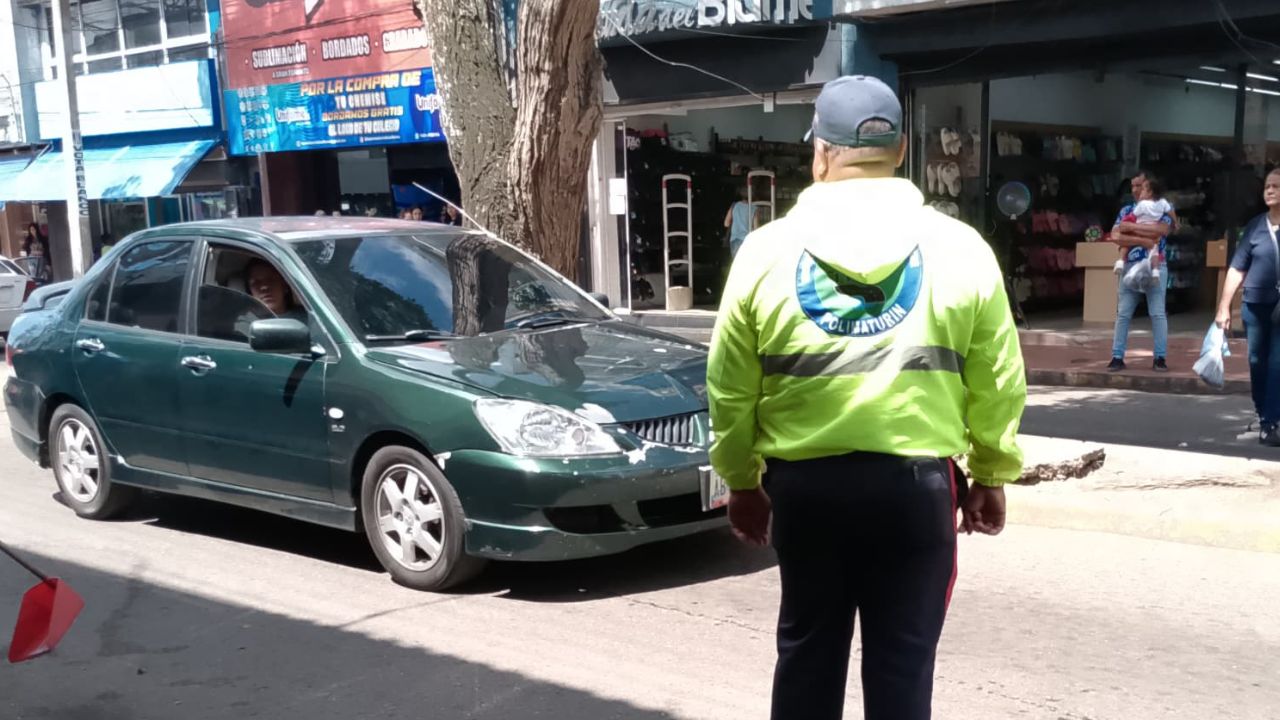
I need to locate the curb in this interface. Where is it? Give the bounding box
[1010,491,1280,555]
[1027,368,1250,395]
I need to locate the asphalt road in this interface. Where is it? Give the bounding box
[2,393,1279,719]
[1024,386,1263,458]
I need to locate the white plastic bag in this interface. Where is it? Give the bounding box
[1193,324,1231,389]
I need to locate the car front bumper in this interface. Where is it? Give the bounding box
[443,447,728,562]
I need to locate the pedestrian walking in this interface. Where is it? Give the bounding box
[1215,168,1280,445]
[706,75,1027,720]
[1108,172,1176,372]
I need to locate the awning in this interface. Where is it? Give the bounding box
[0,156,34,202]
[0,140,216,202]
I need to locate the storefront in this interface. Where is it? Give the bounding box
[863,0,1280,322]
[0,59,237,279]
[219,0,449,219]
[590,1,882,311]
[0,0,238,279]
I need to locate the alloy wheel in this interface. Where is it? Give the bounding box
[56,419,101,503]
[375,464,447,572]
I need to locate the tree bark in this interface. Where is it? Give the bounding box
[416,0,602,281]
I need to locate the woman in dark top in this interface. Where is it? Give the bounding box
[1217,168,1280,445]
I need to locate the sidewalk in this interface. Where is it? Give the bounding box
[1011,435,1280,554]
[1021,326,1250,395]
[629,309,1251,395]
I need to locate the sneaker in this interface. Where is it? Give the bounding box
[1107,357,1125,372]
[1263,426,1280,447]
[1153,357,1168,372]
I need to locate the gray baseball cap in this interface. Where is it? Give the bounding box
[804,75,903,148]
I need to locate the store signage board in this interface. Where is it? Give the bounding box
[225,67,444,155]
[33,60,215,140]
[598,0,831,39]
[221,0,431,90]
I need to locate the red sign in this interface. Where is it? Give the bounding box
[221,0,432,90]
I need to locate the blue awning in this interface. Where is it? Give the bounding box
[0,156,35,202]
[0,140,216,202]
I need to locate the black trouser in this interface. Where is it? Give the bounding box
[766,452,964,720]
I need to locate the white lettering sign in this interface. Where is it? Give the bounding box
[598,0,814,39]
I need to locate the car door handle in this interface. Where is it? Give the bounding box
[76,338,105,354]
[181,355,217,373]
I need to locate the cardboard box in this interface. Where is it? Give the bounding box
[1207,238,1228,268]
[1078,243,1119,325]
[1076,241,1121,268]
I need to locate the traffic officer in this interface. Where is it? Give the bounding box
[707,75,1026,720]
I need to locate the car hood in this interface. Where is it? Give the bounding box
[365,320,709,423]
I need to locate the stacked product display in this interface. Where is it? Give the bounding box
[922,125,981,222]
[991,123,1124,311]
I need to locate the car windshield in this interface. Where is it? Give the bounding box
[292,232,609,342]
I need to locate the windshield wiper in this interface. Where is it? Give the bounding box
[513,313,599,331]
[365,329,458,343]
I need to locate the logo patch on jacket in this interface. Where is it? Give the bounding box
[796,247,924,336]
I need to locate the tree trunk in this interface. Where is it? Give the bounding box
[417,0,602,281]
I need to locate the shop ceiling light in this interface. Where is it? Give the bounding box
[1184,78,1280,97]
[1247,72,1279,83]
[1199,65,1228,72]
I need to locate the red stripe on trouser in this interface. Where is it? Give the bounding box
[944,460,959,614]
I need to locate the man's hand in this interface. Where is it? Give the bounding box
[959,484,1006,536]
[1215,307,1232,330]
[728,486,771,547]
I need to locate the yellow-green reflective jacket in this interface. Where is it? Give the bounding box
[707,177,1026,490]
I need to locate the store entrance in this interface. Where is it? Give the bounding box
[617,99,815,311]
[911,65,1279,325]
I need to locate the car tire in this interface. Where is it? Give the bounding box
[49,404,137,520]
[360,446,486,592]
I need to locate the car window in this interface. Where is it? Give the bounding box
[0,258,22,275]
[85,263,116,322]
[195,245,308,344]
[107,241,192,333]
[292,233,608,342]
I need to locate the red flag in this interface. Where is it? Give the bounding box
[9,578,85,663]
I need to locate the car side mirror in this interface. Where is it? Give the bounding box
[589,292,610,309]
[249,318,315,356]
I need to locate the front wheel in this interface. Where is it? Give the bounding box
[49,404,137,519]
[360,446,486,591]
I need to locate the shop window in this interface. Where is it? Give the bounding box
[85,57,123,74]
[105,200,147,240]
[80,0,121,56]
[163,0,206,39]
[107,240,191,333]
[119,0,160,49]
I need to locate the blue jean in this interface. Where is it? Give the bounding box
[1241,302,1280,427]
[1111,280,1168,359]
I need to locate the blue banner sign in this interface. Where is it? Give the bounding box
[225,67,444,155]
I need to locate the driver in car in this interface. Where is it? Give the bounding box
[246,259,308,323]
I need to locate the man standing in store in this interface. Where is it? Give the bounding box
[707,75,1026,720]
[1108,171,1175,373]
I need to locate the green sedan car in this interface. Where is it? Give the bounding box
[3,218,727,591]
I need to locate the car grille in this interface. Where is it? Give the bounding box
[624,412,699,446]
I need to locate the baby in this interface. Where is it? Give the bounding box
[1114,184,1175,280]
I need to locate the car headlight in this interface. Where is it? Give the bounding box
[473,399,622,457]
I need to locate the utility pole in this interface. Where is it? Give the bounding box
[49,0,92,278]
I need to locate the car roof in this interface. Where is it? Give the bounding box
[141,217,477,244]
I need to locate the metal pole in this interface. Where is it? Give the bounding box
[50,0,91,278]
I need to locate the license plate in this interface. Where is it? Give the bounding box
[699,466,730,512]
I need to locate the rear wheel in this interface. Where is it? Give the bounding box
[49,404,137,519]
[360,446,486,591]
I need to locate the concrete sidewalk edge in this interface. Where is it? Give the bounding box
[1027,369,1250,395]
[1008,493,1280,555]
